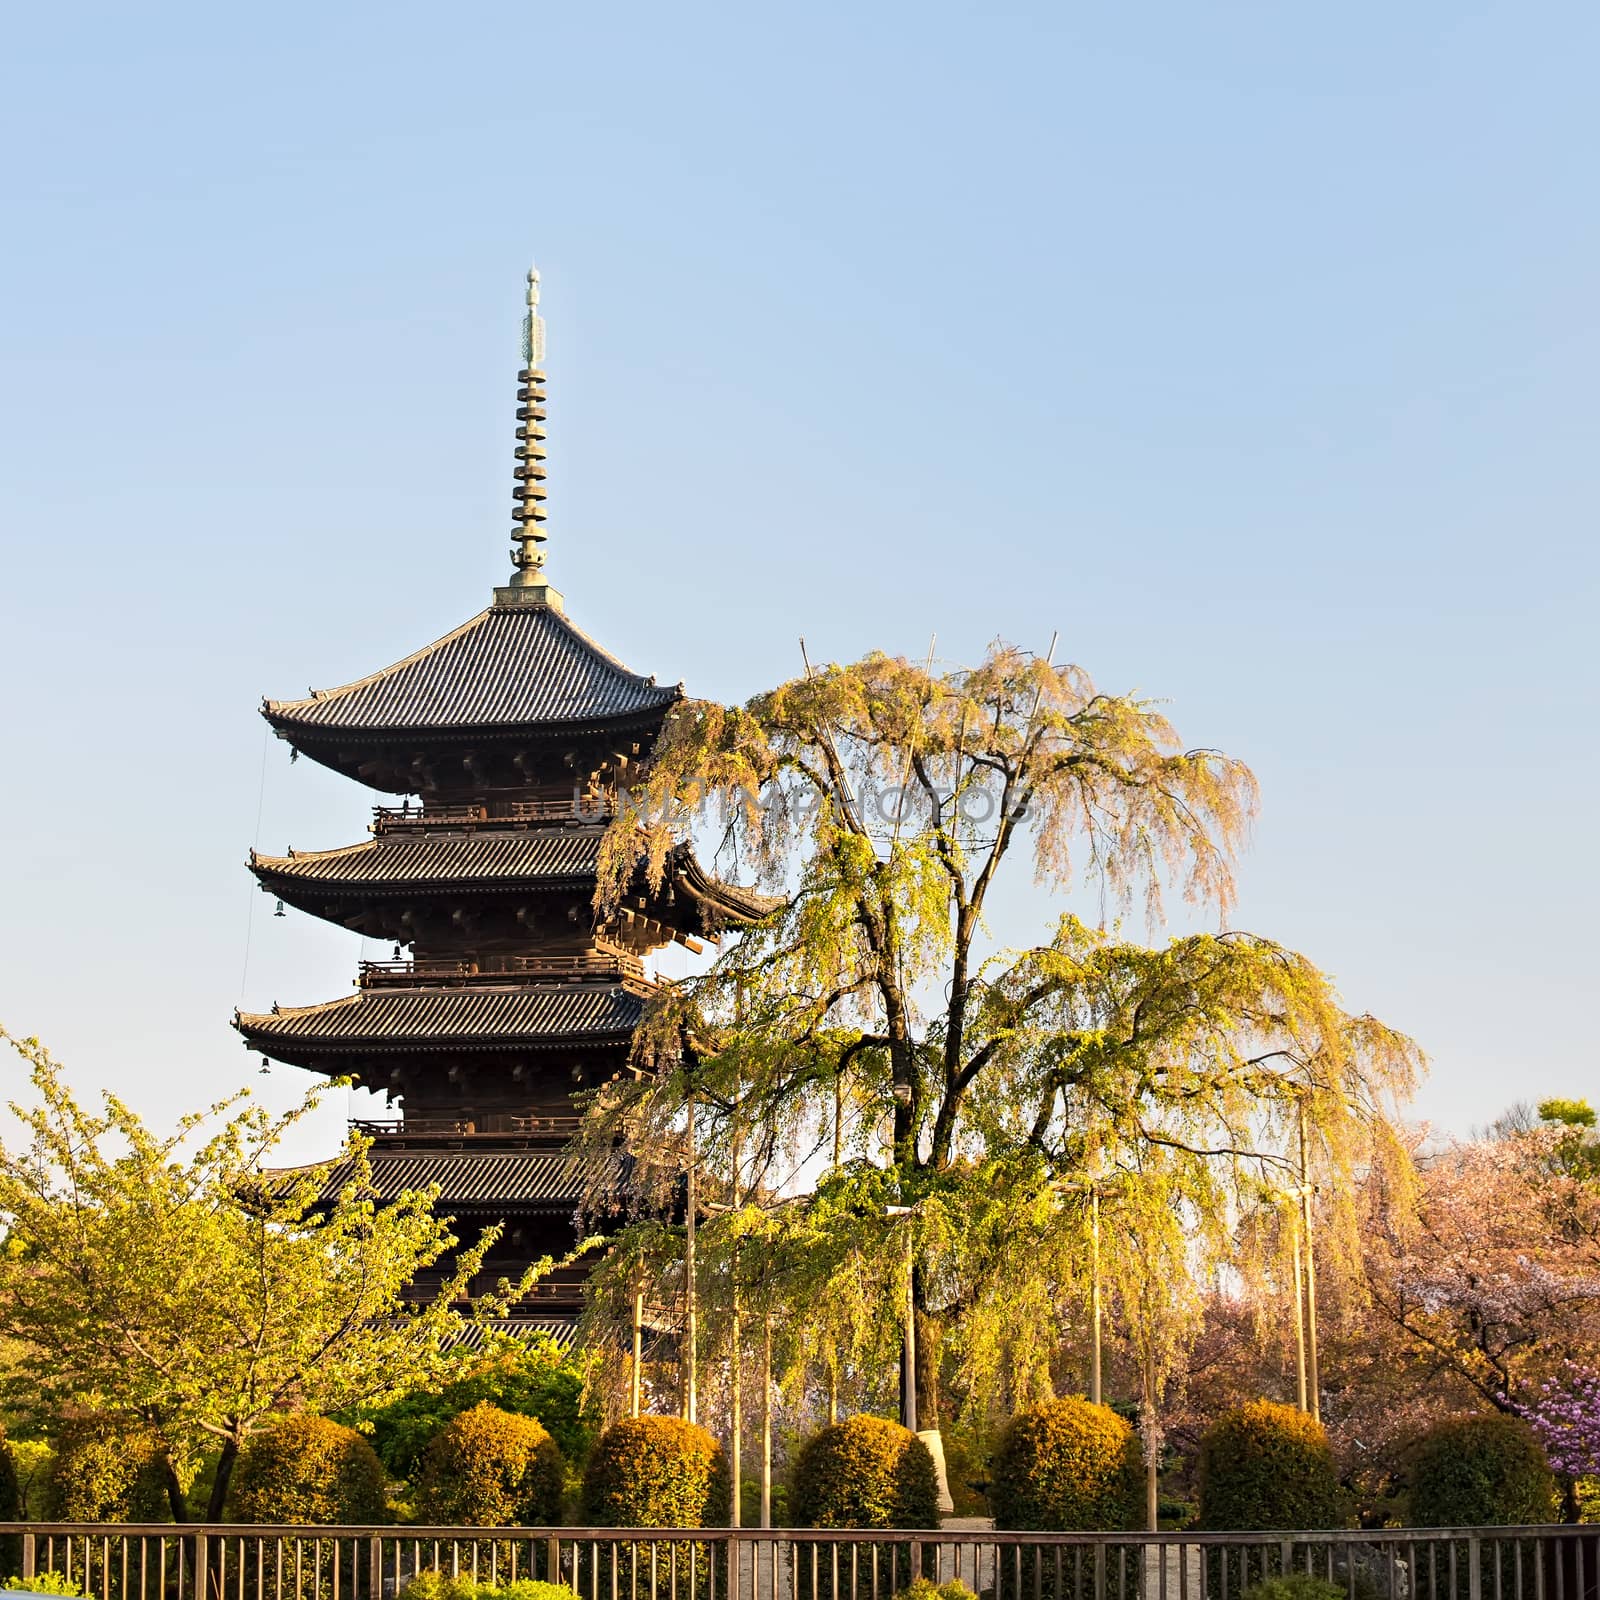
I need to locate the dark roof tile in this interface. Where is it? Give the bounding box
[236,984,646,1051]
[263,605,680,734]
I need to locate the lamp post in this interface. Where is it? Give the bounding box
[885,1204,916,1432]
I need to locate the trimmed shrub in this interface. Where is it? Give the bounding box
[398,1579,578,1600]
[1407,1415,1557,1528]
[1240,1580,1345,1600]
[356,1339,597,1481]
[896,1583,977,1600]
[50,1416,170,1522]
[581,1416,729,1527]
[230,1415,387,1524]
[1197,1402,1348,1531]
[4,1576,86,1595]
[790,1415,939,1529]
[416,1402,565,1526]
[990,1397,1142,1531]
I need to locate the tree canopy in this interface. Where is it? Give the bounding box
[579,645,1420,1429]
[0,1030,558,1519]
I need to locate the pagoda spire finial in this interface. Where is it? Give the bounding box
[500,262,564,611]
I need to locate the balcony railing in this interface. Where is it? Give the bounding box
[371,794,614,831]
[358,949,645,986]
[352,1112,584,1138]
[7,1523,1597,1600]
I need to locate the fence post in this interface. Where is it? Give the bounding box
[1469,1537,1483,1600]
[370,1536,383,1600]
[547,1538,560,1587]
[194,1532,209,1600]
[21,1534,35,1583]
[727,1534,739,1600]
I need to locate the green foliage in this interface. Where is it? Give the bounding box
[7,1441,54,1519]
[580,1416,729,1528]
[0,1433,16,1521]
[896,1582,977,1600]
[4,1575,85,1595]
[738,1478,789,1529]
[397,1577,577,1600]
[574,647,1417,1437]
[229,1413,387,1524]
[352,1339,595,1480]
[790,1415,939,1529]
[1407,1415,1557,1528]
[0,1032,558,1519]
[1538,1100,1596,1130]
[50,1415,170,1522]
[990,1396,1142,1531]
[1239,1578,1346,1600]
[414,1402,564,1526]
[1196,1402,1348,1531]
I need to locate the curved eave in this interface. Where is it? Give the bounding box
[248,854,597,900]
[259,604,684,742]
[672,848,786,929]
[262,698,680,746]
[235,984,646,1073]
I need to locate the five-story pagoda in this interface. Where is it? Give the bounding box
[237,269,772,1336]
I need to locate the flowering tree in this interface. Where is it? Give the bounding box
[1516,1363,1600,1475]
[1365,1127,1600,1414]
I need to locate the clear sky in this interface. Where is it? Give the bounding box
[1,1,1595,1162]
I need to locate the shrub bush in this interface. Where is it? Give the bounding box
[355,1339,597,1481]
[398,1577,577,1600]
[1407,1415,1557,1528]
[1197,1402,1348,1531]
[4,1575,86,1595]
[50,1416,170,1522]
[896,1582,978,1600]
[989,1397,1142,1531]
[1240,1579,1345,1600]
[790,1415,939,1529]
[581,1416,729,1527]
[230,1415,387,1524]
[415,1402,565,1526]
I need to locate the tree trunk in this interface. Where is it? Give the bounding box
[205,1437,238,1524]
[161,1455,189,1523]
[1560,1474,1581,1525]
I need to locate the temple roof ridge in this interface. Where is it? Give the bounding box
[261,602,682,736]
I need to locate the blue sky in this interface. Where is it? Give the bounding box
[1,1,1595,1159]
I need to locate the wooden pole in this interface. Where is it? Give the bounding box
[1299,1101,1322,1424]
[729,1115,743,1527]
[1090,1187,1103,1406]
[631,1292,644,1419]
[685,1092,698,1424]
[761,1313,773,1529]
[903,1225,918,1434]
[1142,1350,1159,1532]
[1290,1206,1308,1412]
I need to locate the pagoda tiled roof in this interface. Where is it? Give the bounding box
[251,829,604,889]
[251,829,786,923]
[263,604,681,737]
[236,983,647,1053]
[317,1148,583,1206]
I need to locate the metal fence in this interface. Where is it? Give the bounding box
[2,1525,1596,1600]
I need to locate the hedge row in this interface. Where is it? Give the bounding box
[2,1399,1562,1531]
